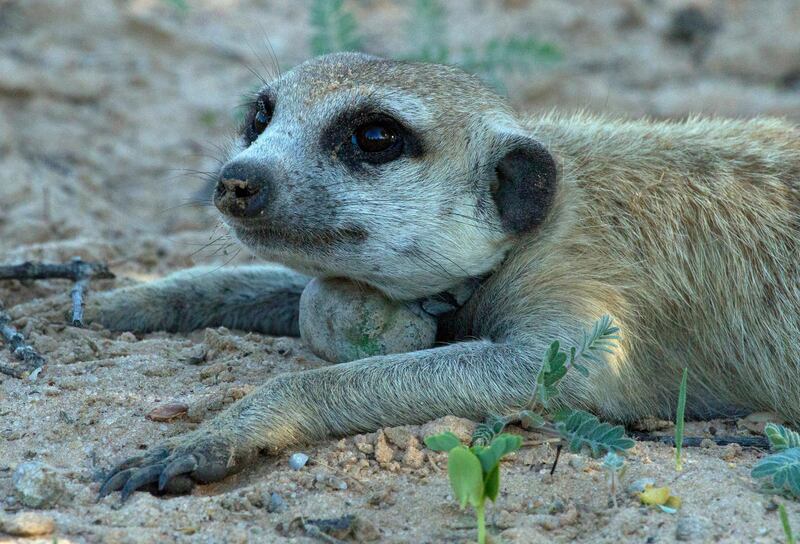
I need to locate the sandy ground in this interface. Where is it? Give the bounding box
[1,0,799,542]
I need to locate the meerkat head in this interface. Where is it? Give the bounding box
[214,52,557,300]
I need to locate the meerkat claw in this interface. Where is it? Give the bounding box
[120,464,166,502]
[158,455,198,491]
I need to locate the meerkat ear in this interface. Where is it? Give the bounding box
[491,135,557,234]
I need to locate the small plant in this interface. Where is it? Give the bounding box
[429,317,634,542]
[602,451,626,508]
[675,367,688,471]
[305,0,559,88]
[425,432,522,544]
[310,0,362,56]
[780,503,796,544]
[471,316,634,460]
[752,422,800,499]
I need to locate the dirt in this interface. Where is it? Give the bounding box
[1,0,799,542]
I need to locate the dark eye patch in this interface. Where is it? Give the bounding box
[320,106,425,169]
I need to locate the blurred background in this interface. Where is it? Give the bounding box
[1,0,798,275]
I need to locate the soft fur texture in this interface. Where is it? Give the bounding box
[94,53,800,499]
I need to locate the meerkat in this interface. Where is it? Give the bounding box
[95,52,800,500]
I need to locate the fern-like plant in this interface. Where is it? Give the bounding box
[471,316,634,463]
[752,423,800,499]
[556,410,635,458]
[310,0,362,55]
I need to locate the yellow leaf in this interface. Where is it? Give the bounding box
[639,485,670,505]
[665,495,682,509]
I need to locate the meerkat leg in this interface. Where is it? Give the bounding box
[86,265,309,335]
[99,329,604,499]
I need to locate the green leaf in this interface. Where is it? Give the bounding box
[519,410,545,429]
[424,431,462,452]
[765,423,800,452]
[675,368,688,471]
[473,433,522,474]
[472,414,508,447]
[577,315,620,365]
[602,451,625,472]
[555,409,636,458]
[536,341,568,407]
[751,447,800,499]
[448,446,485,508]
[484,464,500,502]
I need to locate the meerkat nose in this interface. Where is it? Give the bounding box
[214,161,271,218]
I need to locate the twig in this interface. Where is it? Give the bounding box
[0,305,46,380]
[0,259,114,281]
[550,443,563,475]
[0,258,114,328]
[629,431,769,449]
[70,276,90,327]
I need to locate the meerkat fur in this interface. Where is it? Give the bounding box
[92,53,800,499]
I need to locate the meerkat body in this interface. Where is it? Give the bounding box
[94,53,800,499]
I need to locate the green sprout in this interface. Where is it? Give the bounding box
[675,367,688,471]
[752,423,800,499]
[425,432,522,544]
[602,451,627,508]
[780,503,796,544]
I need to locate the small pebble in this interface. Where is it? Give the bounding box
[12,462,66,508]
[675,514,712,541]
[289,452,309,470]
[0,512,56,536]
[146,402,189,422]
[267,492,287,513]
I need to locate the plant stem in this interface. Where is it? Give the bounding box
[780,504,796,544]
[675,367,688,471]
[476,502,486,544]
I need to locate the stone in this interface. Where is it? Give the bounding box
[401,437,425,468]
[373,431,395,465]
[288,453,309,470]
[384,426,416,449]
[12,462,66,508]
[299,278,437,363]
[146,402,188,422]
[420,416,476,444]
[675,514,712,541]
[0,512,56,536]
[267,492,287,513]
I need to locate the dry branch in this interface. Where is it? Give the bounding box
[629,431,769,449]
[0,258,116,379]
[0,259,114,282]
[0,257,114,327]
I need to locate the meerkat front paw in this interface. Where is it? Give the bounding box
[98,432,255,501]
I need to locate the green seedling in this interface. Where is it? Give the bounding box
[752,423,800,499]
[675,367,688,471]
[780,503,796,544]
[425,432,522,544]
[602,451,627,508]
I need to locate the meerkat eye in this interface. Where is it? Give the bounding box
[352,123,398,153]
[252,106,271,136]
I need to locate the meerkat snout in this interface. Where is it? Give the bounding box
[214,161,272,218]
